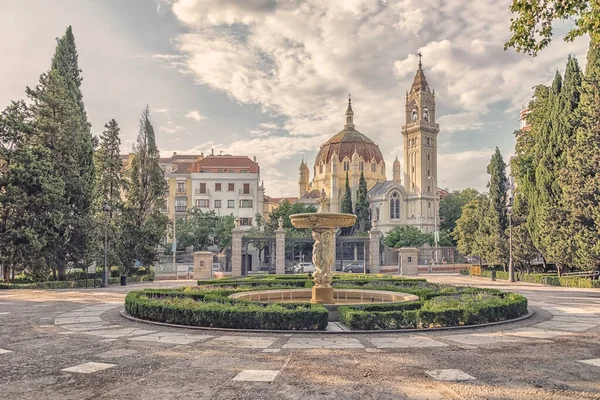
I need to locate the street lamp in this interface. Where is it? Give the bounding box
[102,202,111,288]
[506,196,515,282]
[428,176,438,265]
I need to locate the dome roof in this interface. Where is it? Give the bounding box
[315,98,384,166]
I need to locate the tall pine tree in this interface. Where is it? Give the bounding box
[355,171,371,232]
[117,106,168,274]
[562,39,600,271]
[477,148,509,268]
[95,119,124,214]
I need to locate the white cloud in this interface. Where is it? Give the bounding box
[185,110,206,122]
[162,0,590,195]
[259,122,279,130]
[155,108,169,113]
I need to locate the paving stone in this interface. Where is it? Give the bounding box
[365,348,382,353]
[262,348,281,353]
[129,332,212,344]
[504,327,571,339]
[0,312,11,315]
[232,370,280,382]
[59,323,122,332]
[83,328,155,339]
[206,336,277,349]
[283,338,363,349]
[0,349,13,355]
[425,369,476,381]
[100,339,118,343]
[97,349,139,358]
[369,336,448,349]
[578,358,600,367]
[440,332,524,346]
[55,317,103,324]
[533,320,597,332]
[61,362,116,374]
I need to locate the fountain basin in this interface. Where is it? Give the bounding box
[230,289,419,321]
[289,212,356,229]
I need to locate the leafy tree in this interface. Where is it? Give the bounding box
[452,194,487,258]
[383,225,429,248]
[265,200,316,237]
[439,188,479,236]
[509,189,540,273]
[562,39,600,271]
[505,0,600,55]
[0,102,64,281]
[117,107,168,275]
[175,209,235,251]
[477,148,509,268]
[26,69,83,280]
[354,171,371,232]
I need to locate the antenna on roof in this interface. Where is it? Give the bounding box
[211,149,214,156]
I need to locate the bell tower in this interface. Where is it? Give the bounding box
[401,53,439,231]
[298,159,309,197]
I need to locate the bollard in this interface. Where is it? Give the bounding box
[491,270,496,281]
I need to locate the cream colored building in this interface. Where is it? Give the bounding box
[298,58,440,234]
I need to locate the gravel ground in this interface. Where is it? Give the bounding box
[1,276,599,400]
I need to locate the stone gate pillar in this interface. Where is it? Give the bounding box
[369,219,381,274]
[231,218,244,277]
[275,217,285,275]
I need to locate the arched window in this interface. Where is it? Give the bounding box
[343,161,350,171]
[359,162,364,172]
[390,192,400,220]
[371,161,376,172]
[411,106,418,122]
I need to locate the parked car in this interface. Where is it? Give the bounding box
[293,262,315,273]
[342,261,367,273]
[212,263,221,271]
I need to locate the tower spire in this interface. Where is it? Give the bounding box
[344,93,355,128]
[417,51,422,69]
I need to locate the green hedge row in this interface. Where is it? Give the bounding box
[125,288,328,330]
[338,292,528,330]
[0,274,154,290]
[466,269,600,288]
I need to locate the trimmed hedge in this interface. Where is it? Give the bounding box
[0,274,154,290]
[338,292,528,330]
[466,269,600,288]
[125,288,328,330]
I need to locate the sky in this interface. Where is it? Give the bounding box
[0,0,591,197]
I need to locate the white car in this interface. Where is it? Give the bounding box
[294,262,315,273]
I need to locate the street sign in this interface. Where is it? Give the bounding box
[434,231,439,242]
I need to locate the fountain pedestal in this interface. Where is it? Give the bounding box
[290,211,356,305]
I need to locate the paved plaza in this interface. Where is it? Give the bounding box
[1,275,600,399]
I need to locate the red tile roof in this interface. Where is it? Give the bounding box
[194,156,259,173]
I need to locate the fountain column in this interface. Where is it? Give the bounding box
[369,219,381,274]
[275,217,286,275]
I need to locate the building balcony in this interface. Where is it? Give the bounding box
[174,206,187,213]
[175,190,187,196]
[195,188,211,195]
[239,189,254,196]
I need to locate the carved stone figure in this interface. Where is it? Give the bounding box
[311,228,334,287]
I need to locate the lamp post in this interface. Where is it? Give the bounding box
[428,176,438,265]
[102,202,111,288]
[506,197,515,282]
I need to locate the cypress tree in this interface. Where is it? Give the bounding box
[355,171,371,232]
[117,106,168,274]
[339,171,354,235]
[477,148,509,268]
[95,119,124,214]
[562,40,600,270]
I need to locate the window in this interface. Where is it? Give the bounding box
[239,217,252,226]
[240,199,253,208]
[215,183,221,191]
[390,192,400,219]
[427,154,430,161]
[217,169,224,173]
[371,162,376,172]
[175,199,187,212]
[227,200,235,208]
[319,164,323,174]
[343,161,350,171]
[195,199,209,208]
[428,202,431,209]
[376,207,380,221]
[176,181,185,193]
[199,183,206,193]
[243,183,250,194]
[228,183,235,191]
[241,170,248,173]
[229,170,234,173]
[359,162,364,171]
[214,200,221,208]
[427,185,430,192]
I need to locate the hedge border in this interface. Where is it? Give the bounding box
[0,275,154,290]
[462,269,600,288]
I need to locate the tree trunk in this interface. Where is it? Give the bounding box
[3,264,9,282]
[541,255,548,272]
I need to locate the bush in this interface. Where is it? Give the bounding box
[339,291,527,330]
[125,288,328,330]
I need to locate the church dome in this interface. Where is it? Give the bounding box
[315,98,384,166]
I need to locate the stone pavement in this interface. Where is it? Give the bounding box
[1,276,600,399]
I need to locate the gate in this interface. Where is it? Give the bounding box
[242,236,276,274]
[336,236,370,272]
[285,237,314,273]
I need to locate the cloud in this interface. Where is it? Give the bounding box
[163,0,590,195]
[259,122,279,130]
[154,108,169,113]
[185,110,206,122]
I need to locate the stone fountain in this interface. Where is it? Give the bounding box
[289,190,356,304]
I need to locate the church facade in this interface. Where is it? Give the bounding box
[297,59,440,234]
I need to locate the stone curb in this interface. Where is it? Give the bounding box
[119,307,535,335]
